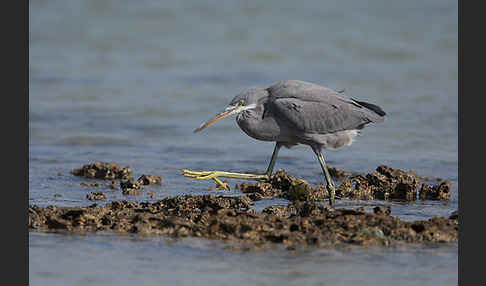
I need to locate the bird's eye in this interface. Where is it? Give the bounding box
[239,100,245,106]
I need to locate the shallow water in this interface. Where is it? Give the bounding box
[29,0,458,285]
[30,232,458,286]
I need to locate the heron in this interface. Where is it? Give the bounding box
[183,80,386,206]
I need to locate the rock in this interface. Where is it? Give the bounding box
[419,181,451,201]
[337,176,374,200]
[338,165,421,201]
[235,169,328,202]
[120,178,143,196]
[86,191,107,201]
[286,179,312,201]
[449,210,459,220]
[327,166,355,180]
[236,181,281,198]
[234,166,444,203]
[80,182,100,187]
[137,174,162,185]
[71,162,132,181]
[373,206,391,215]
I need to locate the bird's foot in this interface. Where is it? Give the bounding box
[182,169,269,190]
[182,170,231,190]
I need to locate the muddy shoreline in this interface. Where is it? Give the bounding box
[29,162,458,251]
[29,194,458,251]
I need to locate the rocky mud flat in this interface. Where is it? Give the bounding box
[29,161,457,251]
[237,165,451,202]
[29,194,458,251]
[70,162,163,199]
[70,161,449,203]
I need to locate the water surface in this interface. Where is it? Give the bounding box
[29,0,458,285]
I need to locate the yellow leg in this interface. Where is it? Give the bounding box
[182,169,269,189]
[182,143,282,190]
[212,177,229,190]
[182,169,269,180]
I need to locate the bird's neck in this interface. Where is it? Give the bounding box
[236,105,279,142]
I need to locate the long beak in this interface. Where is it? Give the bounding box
[194,105,240,133]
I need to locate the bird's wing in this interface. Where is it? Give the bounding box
[267,80,381,134]
[267,80,362,105]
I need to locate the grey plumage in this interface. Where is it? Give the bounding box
[233,80,385,149]
[188,79,386,206]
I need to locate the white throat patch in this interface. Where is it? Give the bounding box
[232,103,257,114]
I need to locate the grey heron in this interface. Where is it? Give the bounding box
[183,80,386,206]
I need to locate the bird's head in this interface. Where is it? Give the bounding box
[193,87,266,133]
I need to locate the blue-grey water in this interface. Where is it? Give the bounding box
[29,0,458,285]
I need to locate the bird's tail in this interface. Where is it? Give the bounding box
[352,99,386,123]
[354,99,386,115]
[354,100,386,116]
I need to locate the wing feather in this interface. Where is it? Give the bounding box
[267,80,382,134]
